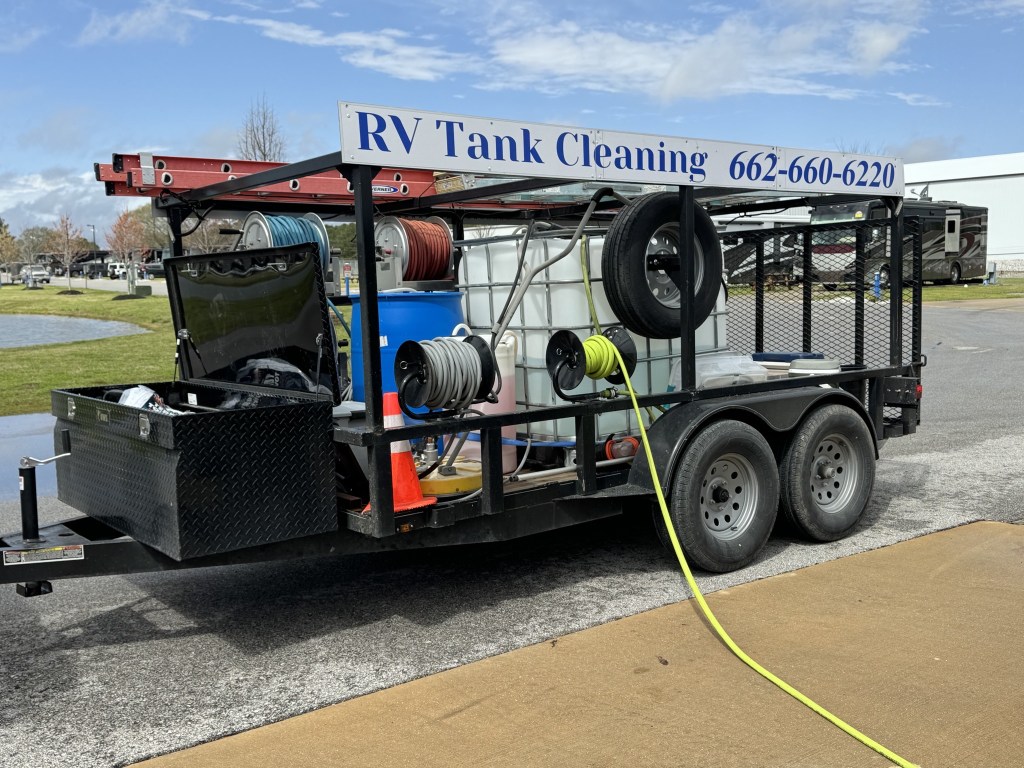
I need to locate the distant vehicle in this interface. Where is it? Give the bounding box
[20,265,50,284]
[141,260,165,278]
[108,262,128,279]
[805,199,987,289]
[722,234,800,286]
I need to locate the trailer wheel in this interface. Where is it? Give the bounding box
[602,193,722,339]
[779,405,875,542]
[668,420,778,573]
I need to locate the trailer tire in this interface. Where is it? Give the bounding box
[668,420,778,573]
[779,405,875,542]
[602,193,722,339]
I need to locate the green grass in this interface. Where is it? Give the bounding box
[1,285,175,416]
[919,277,1024,302]
[0,284,351,417]
[728,277,1024,302]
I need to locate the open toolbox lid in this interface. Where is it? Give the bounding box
[165,243,341,405]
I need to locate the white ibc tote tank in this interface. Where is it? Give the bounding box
[460,226,728,442]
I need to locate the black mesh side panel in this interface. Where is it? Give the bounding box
[52,385,336,561]
[727,216,920,374]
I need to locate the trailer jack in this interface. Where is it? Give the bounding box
[11,450,69,597]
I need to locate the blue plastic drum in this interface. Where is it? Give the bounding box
[349,292,466,401]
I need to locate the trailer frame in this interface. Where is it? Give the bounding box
[3,123,924,592]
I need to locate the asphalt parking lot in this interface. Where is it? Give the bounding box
[1,300,1022,767]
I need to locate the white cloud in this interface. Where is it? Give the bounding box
[0,170,112,236]
[180,1,922,100]
[0,25,45,53]
[889,91,949,107]
[955,0,1024,13]
[79,1,192,45]
[886,136,964,163]
[185,12,479,81]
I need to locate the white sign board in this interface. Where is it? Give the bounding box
[339,102,903,196]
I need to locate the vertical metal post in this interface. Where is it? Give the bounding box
[452,216,466,280]
[888,199,904,367]
[480,427,504,515]
[911,217,923,365]
[754,237,765,353]
[167,206,186,259]
[678,186,696,390]
[854,227,866,368]
[802,227,813,353]
[19,465,40,543]
[345,163,394,537]
[575,413,598,495]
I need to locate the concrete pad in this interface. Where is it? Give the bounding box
[135,522,1024,768]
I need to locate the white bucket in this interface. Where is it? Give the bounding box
[459,330,518,472]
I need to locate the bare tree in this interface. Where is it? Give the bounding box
[237,94,286,162]
[183,216,236,254]
[107,208,147,293]
[49,213,86,290]
[833,139,891,156]
[125,204,172,252]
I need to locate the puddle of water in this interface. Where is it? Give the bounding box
[0,314,147,348]
[0,413,57,501]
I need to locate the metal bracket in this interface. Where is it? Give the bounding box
[19,453,70,469]
[139,151,156,186]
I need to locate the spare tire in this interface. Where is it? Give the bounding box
[602,192,723,339]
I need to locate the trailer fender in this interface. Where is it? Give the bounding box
[627,387,877,495]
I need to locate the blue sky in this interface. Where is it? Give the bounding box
[1,0,1022,245]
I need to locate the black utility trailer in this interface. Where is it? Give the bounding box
[3,106,923,595]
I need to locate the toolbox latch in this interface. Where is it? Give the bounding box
[139,413,151,439]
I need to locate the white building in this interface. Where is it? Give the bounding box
[905,153,1024,273]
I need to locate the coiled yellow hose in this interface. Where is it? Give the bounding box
[596,337,919,768]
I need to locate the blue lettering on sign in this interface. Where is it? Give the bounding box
[436,119,465,158]
[556,132,579,166]
[357,112,389,152]
[390,114,421,152]
[356,111,421,153]
[521,129,542,163]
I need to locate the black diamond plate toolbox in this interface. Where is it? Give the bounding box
[51,382,337,561]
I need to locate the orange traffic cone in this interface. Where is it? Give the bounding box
[365,392,437,513]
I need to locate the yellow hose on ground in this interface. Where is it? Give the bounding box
[586,335,919,768]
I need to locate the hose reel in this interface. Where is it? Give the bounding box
[240,211,331,271]
[545,326,637,402]
[375,216,453,283]
[394,335,496,421]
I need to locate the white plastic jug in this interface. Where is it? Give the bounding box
[459,329,518,473]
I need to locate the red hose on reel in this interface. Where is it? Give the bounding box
[402,218,451,281]
[374,216,452,282]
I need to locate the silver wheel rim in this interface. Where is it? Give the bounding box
[809,433,860,513]
[645,223,705,309]
[700,452,759,541]
[951,264,960,283]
